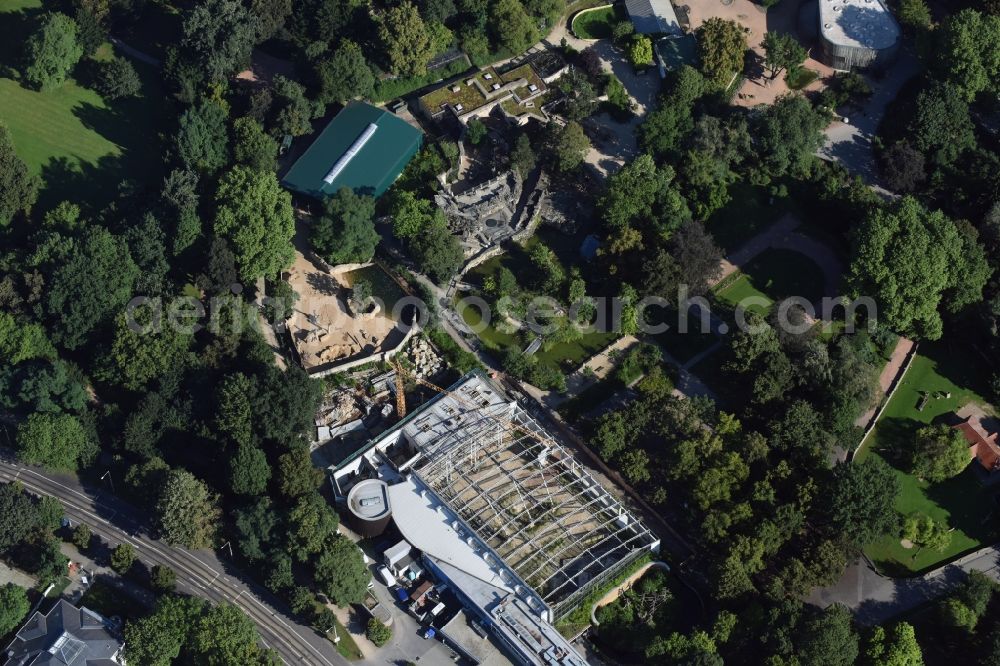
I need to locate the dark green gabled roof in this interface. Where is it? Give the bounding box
[281,102,423,199]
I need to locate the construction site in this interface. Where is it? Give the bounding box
[325,371,659,666]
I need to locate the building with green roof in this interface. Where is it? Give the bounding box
[281,102,423,199]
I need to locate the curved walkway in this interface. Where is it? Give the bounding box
[590,561,671,625]
[710,214,843,297]
[853,336,916,429]
[808,545,1000,626]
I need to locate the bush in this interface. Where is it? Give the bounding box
[289,586,315,616]
[612,20,634,44]
[426,327,481,375]
[616,343,662,385]
[263,278,298,323]
[628,34,654,68]
[785,67,818,90]
[366,618,392,646]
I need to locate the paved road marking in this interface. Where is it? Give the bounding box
[0,463,339,666]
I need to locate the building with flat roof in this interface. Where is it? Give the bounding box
[281,102,422,199]
[625,0,683,35]
[818,0,900,69]
[3,600,124,666]
[328,372,659,666]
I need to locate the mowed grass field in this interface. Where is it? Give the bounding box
[0,0,167,209]
[858,344,1000,574]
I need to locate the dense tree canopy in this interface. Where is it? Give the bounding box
[378,1,435,77]
[181,0,261,82]
[156,469,221,548]
[0,126,40,227]
[213,167,295,281]
[310,188,379,265]
[16,412,94,471]
[314,534,369,605]
[23,12,83,90]
[848,197,989,339]
[826,457,900,549]
[44,226,139,349]
[697,18,746,86]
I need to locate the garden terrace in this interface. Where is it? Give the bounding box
[417,64,548,123]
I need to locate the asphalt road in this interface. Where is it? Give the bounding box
[0,457,345,666]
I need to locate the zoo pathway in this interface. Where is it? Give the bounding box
[709,213,844,297]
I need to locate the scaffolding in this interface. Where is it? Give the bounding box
[407,392,658,614]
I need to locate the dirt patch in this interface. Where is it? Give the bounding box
[286,221,400,371]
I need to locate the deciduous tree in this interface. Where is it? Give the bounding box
[310,187,379,265]
[762,31,807,80]
[229,444,271,496]
[0,584,29,637]
[314,535,369,605]
[752,95,825,178]
[0,126,40,227]
[546,121,589,172]
[214,167,295,281]
[911,424,971,482]
[16,412,94,471]
[377,1,434,76]
[175,102,230,174]
[156,469,221,548]
[848,197,987,339]
[232,117,277,173]
[181,0,262,82]
[491,0,539,55]
[315,40,375,104]
[111,543,136,574]
[45,225,139,350]
[23,12,83,90]
[93,55,141,99]
[826,457,900,549]
[696,18,746,87]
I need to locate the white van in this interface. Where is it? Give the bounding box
[377,566,397,587]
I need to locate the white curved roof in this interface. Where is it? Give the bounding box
[819,0,900,50]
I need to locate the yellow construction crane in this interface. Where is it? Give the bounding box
[392,358,407,419]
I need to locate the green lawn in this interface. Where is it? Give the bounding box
[571,4,622,39]
[0,0,167,209]
[857,343,999,574]
[713,248,826,318]
[707,181,802,253]
[786,67,819,90]
[332,616,363,661]
[714,274,773,315]
[534,329,619,370]
[456,297,521,351]
[742,248,827,303]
